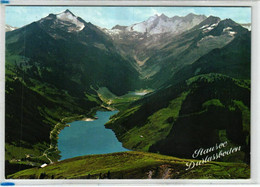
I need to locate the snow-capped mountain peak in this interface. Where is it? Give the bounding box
[159,13,168,19]
[57,9,76,21]
[105,13,207,38]
[147,14,159,23]
[56,9,85,31]
[122,13,206,36]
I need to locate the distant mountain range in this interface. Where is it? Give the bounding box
[104,13,206,36]
[102,14,249,88]
[5,9,251,177]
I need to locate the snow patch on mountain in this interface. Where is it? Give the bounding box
[131,23,147,33]
[126,14,162,33]
[149,18,177,35]
[200,24,209,29]
[240,23,251,31]
[223,27,237,36]
[211,22,219,27]
[223,27,232,32]
[147,15,159,23]
[5,24,17,32]
[198,35,215,43]
[228,31,237,36]
[104,28,122,35]
[203,26,214,32]
[200,20,220,33]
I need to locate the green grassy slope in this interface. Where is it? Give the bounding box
[106,74,250,163]
[8,151,249,179]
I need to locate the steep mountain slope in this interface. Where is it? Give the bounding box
[149,74,250,161]
[6,9,140,96]
[165,31,251,86]
[5,9,141,173]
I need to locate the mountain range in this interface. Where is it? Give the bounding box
[105,13,206,36]
[103,14,249,88]
[5,9,251,177]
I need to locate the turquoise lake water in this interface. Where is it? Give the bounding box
[58,110,129,160]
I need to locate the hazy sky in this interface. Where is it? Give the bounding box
[6,6,251,29]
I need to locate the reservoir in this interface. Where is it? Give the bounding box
[58,110,129,160]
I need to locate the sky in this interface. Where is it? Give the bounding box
[6,6,251,29]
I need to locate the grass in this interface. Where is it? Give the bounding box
[5,143,46,163]
[118,92,189,151]
[85,93,100,103]
[8,151,250,179]
[107,105,142,128]
[5,142,50,172]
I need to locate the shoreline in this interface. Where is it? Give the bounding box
[46,105,113,163]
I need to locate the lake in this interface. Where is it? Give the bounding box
[57,110,129,160]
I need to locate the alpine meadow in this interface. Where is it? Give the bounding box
[5,7,250,179]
